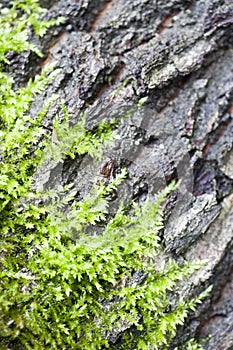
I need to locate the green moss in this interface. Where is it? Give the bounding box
[0,2,210,349]
[175,338,205,350]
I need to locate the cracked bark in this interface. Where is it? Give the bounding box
[6,0,233,348]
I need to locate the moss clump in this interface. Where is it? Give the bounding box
[0,1,209,349]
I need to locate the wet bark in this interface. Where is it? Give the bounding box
[7,0,233,348]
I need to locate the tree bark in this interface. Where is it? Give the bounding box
[7,0,233,348]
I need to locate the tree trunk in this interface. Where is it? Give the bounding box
[8,0,233,348]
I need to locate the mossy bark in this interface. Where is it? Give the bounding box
[7,0,233,348]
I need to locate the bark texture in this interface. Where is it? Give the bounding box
[7,0,233,348]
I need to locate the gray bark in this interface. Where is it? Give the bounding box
[7,0,233,348]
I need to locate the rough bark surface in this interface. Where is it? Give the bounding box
[6,0,233,348]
